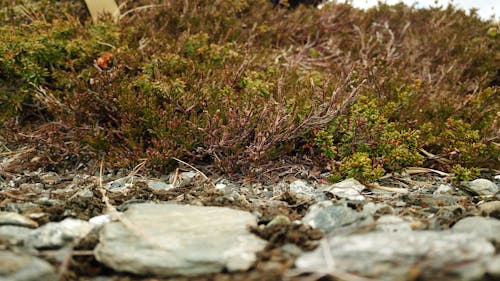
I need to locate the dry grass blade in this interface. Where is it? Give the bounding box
[0,147,33,156]
[172,157,208,180]
[171,167,180,188]
[126,159,148,179]
[0,191,31,201]
[30,83,68,114]
[119,4,167,20]
[418,148,451,164]
[404,167,449,177]
[0,147,34,178]
[365,183,409,194]
[381,167,449,179]
[98,157,117,214]
[173,157,217,188]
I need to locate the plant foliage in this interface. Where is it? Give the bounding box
[0,0,498,179]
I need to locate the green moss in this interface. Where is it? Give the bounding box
[339,152,385,183]
[316,96,424,182]
[451,165,480,182]
[0,19,118,121]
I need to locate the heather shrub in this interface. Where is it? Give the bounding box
[0,0,497,176]
[0,0,89,25]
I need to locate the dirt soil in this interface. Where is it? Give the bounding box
[1,149,499,281]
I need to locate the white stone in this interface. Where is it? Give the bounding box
[433,184,453,195]
[290,180,314,194]
[25,218,93,249]
[89,214,113,227]
[215,183,227,190]
[325,178,366,201]
[105,177,134,193]
[289,180,327,201]
[330,178,366,192]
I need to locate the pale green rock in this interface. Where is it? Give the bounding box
[95,203,266,277]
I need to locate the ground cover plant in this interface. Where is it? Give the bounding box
[0,0,498,181]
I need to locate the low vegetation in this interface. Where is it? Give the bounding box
[0,0,498,181]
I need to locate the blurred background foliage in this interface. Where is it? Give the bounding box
[0,0,498,180]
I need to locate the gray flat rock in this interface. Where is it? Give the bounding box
[375,215,412,232]
[147,180,174,191]
[302,201,372,234]
[451,216,500,243]
[0,212,38,228]
[295,231,494,281]
[0,251,56,281]
[464,179,498,196]
[94,203,266,277]
[0,226,33,245]
[363,202,394,216]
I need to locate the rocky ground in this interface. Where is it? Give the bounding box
[1,146,499,281]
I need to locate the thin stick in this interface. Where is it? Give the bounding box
[172,157,208,180]
[381,167,449,179]
[172,157,216,188]
[172,168,180,187]
[40,250,94,257]
[405,167,449,177]
[119,4,167,20]
[0,147,33,156]
[366,183,409,194]
[126,159,148,179]
[98,157,117,213]
[96,41,116,49]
